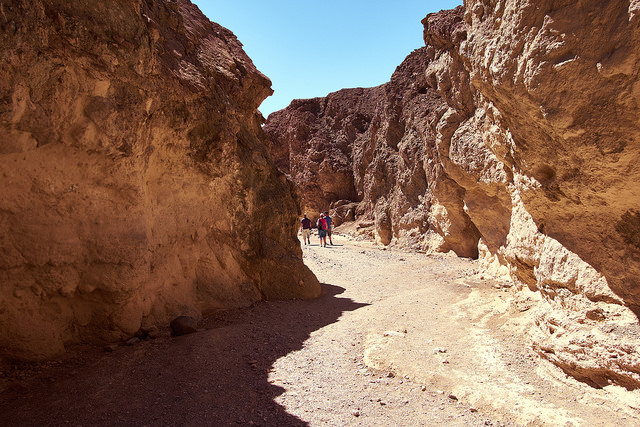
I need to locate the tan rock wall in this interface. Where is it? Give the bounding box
[458,0,640,388]
[0,0,319,361]
[462,0,640,313]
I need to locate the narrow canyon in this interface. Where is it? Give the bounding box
[1,0,640,424]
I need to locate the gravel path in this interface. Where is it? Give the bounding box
[1,233,639,426]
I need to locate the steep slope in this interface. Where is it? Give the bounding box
[266,2,640,389]
[0,0,320,362]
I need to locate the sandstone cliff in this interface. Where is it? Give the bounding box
[0,0,320,362]
[266,2,640,389]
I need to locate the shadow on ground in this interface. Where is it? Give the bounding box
[0,283,367,426]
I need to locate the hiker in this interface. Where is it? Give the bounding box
[300,214,311,245]
[324,211,333,245]
[317,212,328,247]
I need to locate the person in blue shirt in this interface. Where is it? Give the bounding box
[324,211,333,245]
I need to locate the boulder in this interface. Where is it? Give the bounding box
[170,316,198,337]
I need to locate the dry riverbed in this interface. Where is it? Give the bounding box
[1,233,639,426]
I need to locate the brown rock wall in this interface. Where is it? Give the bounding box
[0,0,320,361]
[265,89,380,222]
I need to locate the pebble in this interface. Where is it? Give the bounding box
[143,325,160,339]
[352,410,360,417]
[104,344,118,352]
[448,393,458,401]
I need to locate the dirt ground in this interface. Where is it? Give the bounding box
[1,232,640,426]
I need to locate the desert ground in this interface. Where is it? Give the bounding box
[1,231,639,426]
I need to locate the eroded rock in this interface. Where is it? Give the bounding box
[0,0,320,362]
[264,44,481,256]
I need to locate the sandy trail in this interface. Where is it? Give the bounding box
[1,233,639,426]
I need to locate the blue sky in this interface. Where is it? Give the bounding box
[192,1,462,117]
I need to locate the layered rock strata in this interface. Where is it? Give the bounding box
[266,2,640,389]
[0,0,320,362]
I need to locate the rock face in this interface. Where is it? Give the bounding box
[0,0,320,362]
[266,2,640,389]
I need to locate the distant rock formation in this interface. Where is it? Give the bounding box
[266,1,640,389]
[0,0,320,362]
[264,11,481,256]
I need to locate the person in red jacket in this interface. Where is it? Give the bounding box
[317,213,328,247]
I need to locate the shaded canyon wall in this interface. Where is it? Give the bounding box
[0,0,320,362]
[265,1,640,389]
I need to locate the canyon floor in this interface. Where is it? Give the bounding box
[1,232,640,426]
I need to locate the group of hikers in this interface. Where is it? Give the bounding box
[300,211,333,247]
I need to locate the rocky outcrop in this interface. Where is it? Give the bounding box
[460,0,640,390]
[264,8,480,257]
[265,88,379,224]
[266,2,640,388]
[264,43,481,256]
[0,0,320,362]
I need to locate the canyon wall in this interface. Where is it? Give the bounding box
[0,0,320,362]
[265,1,640,389]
